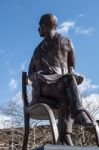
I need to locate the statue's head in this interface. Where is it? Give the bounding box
[38,13,57,38]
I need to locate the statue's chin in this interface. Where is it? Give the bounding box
[39,33,45,37]
[39,31,54,38]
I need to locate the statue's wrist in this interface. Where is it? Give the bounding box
[68,67,74,74]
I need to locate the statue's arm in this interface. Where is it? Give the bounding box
[28,54,36,81]
[67,40,75,73]
[28,46,43,82]
[67,40,84,84]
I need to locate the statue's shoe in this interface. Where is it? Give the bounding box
[74,111,92,126]
[59,134,73,146]
[65,134,74,146]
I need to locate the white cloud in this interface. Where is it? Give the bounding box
[9,78,17,90]
[57,21,95,36]
[79,77,99,94]
[75,27,95,35]
[82,94,99,119]
[78,77,99,119]
[9,62,26,76]
[12,89,32,105]
[0,115,12,129]
[12,91,23,105]
[57,21,75,35]
[77,14,84,18]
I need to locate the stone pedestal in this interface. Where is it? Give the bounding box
[32,144,99,150]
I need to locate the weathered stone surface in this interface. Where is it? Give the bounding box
[0,124,98,149]
[32,144,99,150]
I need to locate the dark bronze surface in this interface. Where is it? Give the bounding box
[28,13,86,145]
[22,13,99,149]
[22,72,99,150]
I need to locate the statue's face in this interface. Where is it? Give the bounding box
[38,23,47,37]
[38,22,51,38]
[38,14,57,38]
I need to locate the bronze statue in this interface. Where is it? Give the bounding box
[28,13,91,145]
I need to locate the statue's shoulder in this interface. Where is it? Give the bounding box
[55,32,70,43]
[55,32,70,46]
[33,40,44,56]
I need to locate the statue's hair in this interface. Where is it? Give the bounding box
[39,13,57,28]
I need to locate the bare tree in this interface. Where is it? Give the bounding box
[0,92,42,149]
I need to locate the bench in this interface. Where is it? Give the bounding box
[22,72,99,150]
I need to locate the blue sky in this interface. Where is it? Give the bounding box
[0,0,99,110]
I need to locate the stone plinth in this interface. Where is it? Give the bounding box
[32,144,99,150]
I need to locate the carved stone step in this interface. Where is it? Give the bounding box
[32,144,99,150]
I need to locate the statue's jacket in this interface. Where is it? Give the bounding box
[28,32,75,85]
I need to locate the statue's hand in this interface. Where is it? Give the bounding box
[68,67,84,85]
[68,67,74,74]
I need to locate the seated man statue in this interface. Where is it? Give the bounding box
[28,13,91,145]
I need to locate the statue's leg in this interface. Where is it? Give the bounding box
[58,104,74,145]
[41,82,73,145]
[64,74,91,125]
[57,93,74,145]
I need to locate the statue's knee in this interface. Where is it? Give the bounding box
[67,74,75,83]
[62,74,77,89]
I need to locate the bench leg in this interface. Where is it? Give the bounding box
[22,113,30,150]
[41,104,59,144]
[95,124,99,146]
[32,103,59,144]
[82,109,99,147]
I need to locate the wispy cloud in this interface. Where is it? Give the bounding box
[82,94,99,119]
[21,62,26,71]
[9,61,27,76]
[0,115,11,129]
[0,49,5,56]
[75,27,95,35]
[9,78,17,90]
[78,77,99,119]
[57,21,75,35]
[77,14,84,18]
[57,18,95,36]
[12,91,23,105]
[79,77,99,94]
